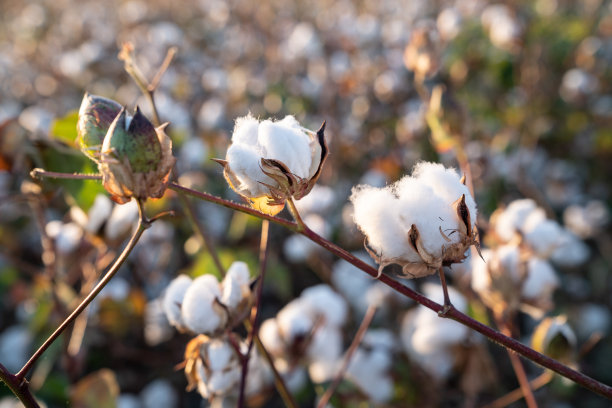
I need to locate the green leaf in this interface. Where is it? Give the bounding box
[50,110,79,146]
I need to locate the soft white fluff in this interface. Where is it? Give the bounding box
[301,284,348,327]
[226,114,318,197]
[163,275,193,330]
[181,275,222,334]
[277,299,314,342]
[522,258,559,300]
[350,161,477,269]
[221,261,250,309]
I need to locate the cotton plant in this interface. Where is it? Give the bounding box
[181,335,271,405]
[163,262,254,335]
[214,114,328,215]
[259,284,348,385]
[350,162,478,281]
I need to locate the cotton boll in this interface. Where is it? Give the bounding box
[85,194,113,233]
[140,380,177,408]
[331,254,374,314]
[496,245,522,282]
[346,348,394,403]
[232,114,259,145]
[277,299,314,342]
[522,258,559,301]
[494,199,543,242]
[550,231,590,267]
[307,325,343,363]
[181,275,224,334]
[301,284,348,327]
[563,200,609,239]
[105,199,139,241]
[523,218,564,256]
[259,318,285,355]
[294,185,335,214]
[207,367,242,395]
[163,274,192,330]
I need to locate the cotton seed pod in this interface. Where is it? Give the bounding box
[76,93,122,161]
[99,106,175,204]
[351,162,479,279]
[214,115,328,216]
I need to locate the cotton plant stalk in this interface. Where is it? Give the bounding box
[214,114,328,215]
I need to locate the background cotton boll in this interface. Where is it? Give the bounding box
[523,218,565,256]
[84,194,112,233]
[144,298,173,346]
[207,339,235,371]
[181,274,223,334]
[563,200,610,238]
[283,214,329,262]
[258,118,312,179]
[331,254,375,315]
[140,379,177,408]
[277,299,314,342]
[301,284,348,327]
[347,346,394,403]
[208,367,242,395]
[259,318,284,355]
[105,199,139,241]
[470,248,493,294]
[494,199,543,242]
[294,185,335,214]
[47,221,83,254]
[350,186,407,259]
[163,274,192,329]
[522,258,559,301]
[550,231,590,267]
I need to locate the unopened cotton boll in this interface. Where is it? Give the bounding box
[216,114,327,215]
[181,275,225,334]
[163,274,192,331]
[351,161,478,279]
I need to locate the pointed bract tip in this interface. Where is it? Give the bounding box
[211,158,228,167]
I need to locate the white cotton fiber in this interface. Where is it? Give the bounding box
[301,284,348,326]
[258,118,312,179]
[181,274,222,334]
[226,143,271,196]
[522,258,559,300]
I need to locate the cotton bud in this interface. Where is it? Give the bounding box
[531,316,577,364]
[77,93,122,161]
[215,114,328,215]
[351,162,478,279]
[98,106,175,204]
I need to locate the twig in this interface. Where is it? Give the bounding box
[30,169,102,181]
[286,197,305,231]
[238,220,270,407]
[482,371,553,408]
[317,305,377,408]
[16,199,150,381]
[438,266,453,311]
[0,363,40,408]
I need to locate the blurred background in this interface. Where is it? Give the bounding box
[1,0,612,407]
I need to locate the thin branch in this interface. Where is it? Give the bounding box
[16,199,150,381]
[482,371,553,408]
[238,220,270,407]
[150,47,178,91]
[317,305,377,408]
[30,169,102,181]
[0,363,40,408]
[286,197,305,231]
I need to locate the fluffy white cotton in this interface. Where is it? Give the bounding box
[226,114,320,198]
[221,261,250,309]
[259,318,284,355]
[550,230,590,267]
[294,185,335,213]
[347,347,394,403]
[350,161,477,275]
[522,258,559,300]
[523,218,565,256]
[181,275,222,334]
[163,274,192,330]
[46,221,83,254]
[85,194,113,233]
[105,199,139,240]
[283,214,329,262]
[207,339,235,371]
[471,249,493,295]
[494,199,545,242]
[301,284,348,327]
[563,200,609,238]
[277,299,314,342]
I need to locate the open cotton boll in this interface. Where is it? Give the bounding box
[232,114,260,145]
[523,218,565,256]
[301,284,348,327]
[522,258,559,300]
[307,326,343,363]
[259,319,285,355]
[105,199,139,241]
[163,275,193,330]
[277,299,314,342]
[294,185,335,214]
[181,275,223,334]
[85,194,113,233]
[207,367,242,395]
[351,185,407,259]
[494,199,544,242]
[550,231,590,267]
[207,339,235,371]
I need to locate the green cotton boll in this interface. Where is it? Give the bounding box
[77,93,122,161]
[105,107,162,173]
